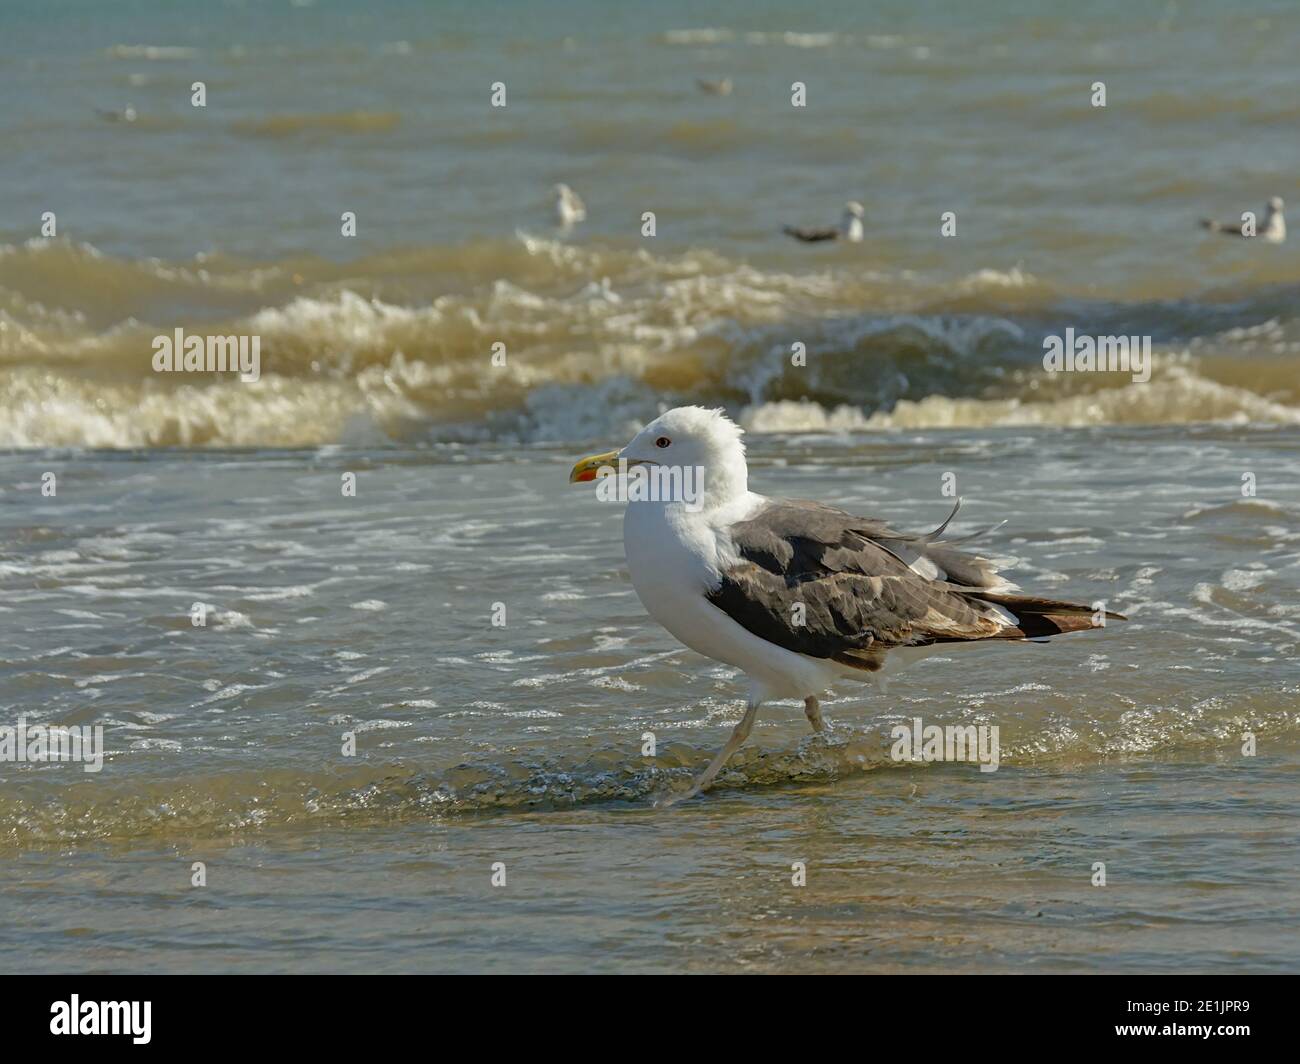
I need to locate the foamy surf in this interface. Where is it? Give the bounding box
[2,238,1297,448]
[7,0,1300,980]
[5,683,1294,849]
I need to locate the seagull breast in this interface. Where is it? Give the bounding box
[621,493,849,700]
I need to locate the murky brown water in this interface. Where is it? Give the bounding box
[3,427,1297,971]
[2,0,1298,972]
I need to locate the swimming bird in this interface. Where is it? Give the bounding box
[696,77,733,96]
[95,106,138,123]
[554,183,587,229]
[569,406,1124,802]
[783,201,864,243]
[1200,196,1286,243]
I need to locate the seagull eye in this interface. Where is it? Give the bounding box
[655,436,671,448]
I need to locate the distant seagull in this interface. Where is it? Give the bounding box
[1200,196,1286,243]
[96,106,138,123]
[696,77,733,96]
[569,406,1124,802]
[554,183,586,229]
[783,201,864,244]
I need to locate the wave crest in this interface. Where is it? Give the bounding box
[2,237,1296,447]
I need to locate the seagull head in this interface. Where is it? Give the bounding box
[1267,196,1284,212]
[569,406,748,505]
[844,201,865,218]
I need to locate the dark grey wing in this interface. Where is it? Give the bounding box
[725,497,1013,590]
[782,225,839,243]
[706,499,1011,669]
[706,499,1115,670]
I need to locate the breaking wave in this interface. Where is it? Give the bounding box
[2,236,1297,448]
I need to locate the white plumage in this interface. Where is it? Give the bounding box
[553,183,586,228]
[569,406,1117,801]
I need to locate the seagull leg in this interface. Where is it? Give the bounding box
[804,695,825,734]
[669,700,761,804]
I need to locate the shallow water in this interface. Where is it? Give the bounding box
[2,428,1297,971]
[1,0,1298,973]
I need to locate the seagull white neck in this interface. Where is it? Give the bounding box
[622,490,763,595]
[699,461,747,511]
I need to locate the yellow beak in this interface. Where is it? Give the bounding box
[568,450,620,483]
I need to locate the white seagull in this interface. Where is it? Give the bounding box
[783,201,864,243]
[569,406,1123,802]
[95,105,138,123]
[1200,196,1286,243]
[554,183,587,229]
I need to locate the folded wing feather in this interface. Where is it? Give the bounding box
[706,498,1123,673]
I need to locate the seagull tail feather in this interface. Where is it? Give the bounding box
[973,591,1127,636]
